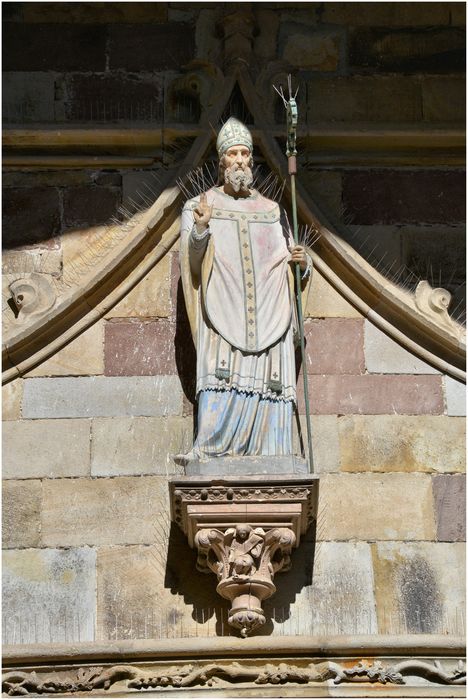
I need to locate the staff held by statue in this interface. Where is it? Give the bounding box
[274,75,315,473]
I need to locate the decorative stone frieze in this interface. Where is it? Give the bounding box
[170,474,318,636]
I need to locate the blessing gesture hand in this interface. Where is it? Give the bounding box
[193,192,213,232]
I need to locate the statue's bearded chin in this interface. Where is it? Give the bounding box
[224,164,253,193]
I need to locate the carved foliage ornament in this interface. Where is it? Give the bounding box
[3,659,465,695]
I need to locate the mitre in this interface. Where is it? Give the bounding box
[216,117,253,156]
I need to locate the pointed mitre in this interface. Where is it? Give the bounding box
[216,117,253,156]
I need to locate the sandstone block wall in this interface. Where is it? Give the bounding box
[2,2,466,645]
[3,259,465,642]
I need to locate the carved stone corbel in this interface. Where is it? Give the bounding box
[169,473,318,637]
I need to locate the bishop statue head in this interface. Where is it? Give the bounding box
[216,117,254,194]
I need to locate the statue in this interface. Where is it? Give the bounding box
[177,117,311,463]
[226,524,265,579]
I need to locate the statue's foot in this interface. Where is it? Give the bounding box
[173,450,198,466]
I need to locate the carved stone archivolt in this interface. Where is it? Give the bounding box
[2,657,465,696]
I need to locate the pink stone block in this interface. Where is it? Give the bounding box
[304,319,365,374]
[104,319,177,375]
[297,374,444,415]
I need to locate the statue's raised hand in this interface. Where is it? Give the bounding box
[193,192,213,232]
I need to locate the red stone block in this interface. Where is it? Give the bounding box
[304,319,365,374]
[297,374,444,415]
[342,170,465,225]
[104,319,177,376]
[433,474,466,542]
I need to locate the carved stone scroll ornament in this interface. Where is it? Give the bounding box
[6,273,56,326]
[195,524,295,637]
[414,280,459,333]
[2,659,465,695]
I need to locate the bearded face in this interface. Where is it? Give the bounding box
[224,162,254,193]
[219,151,254,193]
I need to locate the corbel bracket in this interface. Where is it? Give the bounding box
[169,474,318,637]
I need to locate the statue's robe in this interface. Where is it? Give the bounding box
[179,187,310,459]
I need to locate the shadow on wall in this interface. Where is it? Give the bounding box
[164,520,317,637]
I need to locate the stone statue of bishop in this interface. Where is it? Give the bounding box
[177,117,311,464]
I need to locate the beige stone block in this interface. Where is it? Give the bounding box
[2,249,62,276]
[3,419,90,479]
[42,476,169,546]
[319,473,436,541]
[372,542,465,635]
[284,32,340,71]
[339,415,465,474]
[304,268,362,318]
[3,480,41,549]
[294,415,340,473]
[25,322,104,377]
[273,542,377,636]
[2,379,22,420]
[105,255,171,318]
[445,376,466,417]
[364,320,440,374]
[3,548,96,644]
[96,541,223,640]
[91,416,192,476]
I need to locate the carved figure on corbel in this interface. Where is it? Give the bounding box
[194,524,296,637]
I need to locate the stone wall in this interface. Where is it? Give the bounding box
[2,2,466,645]
[3,261,465,642]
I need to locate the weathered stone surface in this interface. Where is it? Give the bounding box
[450,3,466,25]
[298,374,444,415]
[304,319,365,374]
[2,248,62,276]
[364,321,440,374]
[2,480,41,549]
[121,169,165,208]
[304,269,362,319]
[321,3,451,26]
[372,542,465,635]
[3,419,90,479]
[21,2,167,23]
[339,415,465,474]
[104,319,177,375]
[61,224,113,287]
[345,225,403,271]
[300,171,342,222]
[319,474,436,541]
[350,27,465,73]
[109,24,195,71]
[2,379,22,420]
[254,9,280,61]
[2,548,96,644]
[294,415,340,474]
[91,416,191,476]
[41,476,169,546]
[3,23,107,71]
[272,543,378,635]
[3,188,61,249]
[307,76,422,123]
[26,322,104,377]
[444,376,466,416]
[23,376,183,418]
[3,72,55,122]
[283,30,341,71]
[96,541,221,641]
[63,187,121,228]
[342,171,465,225]
[422,77,466,122]
[65,74,164,122]
[403,227,466,289]
[433,474,466,542]
[105,255,172,319]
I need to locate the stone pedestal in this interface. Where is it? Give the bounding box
[169,466,318,637]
